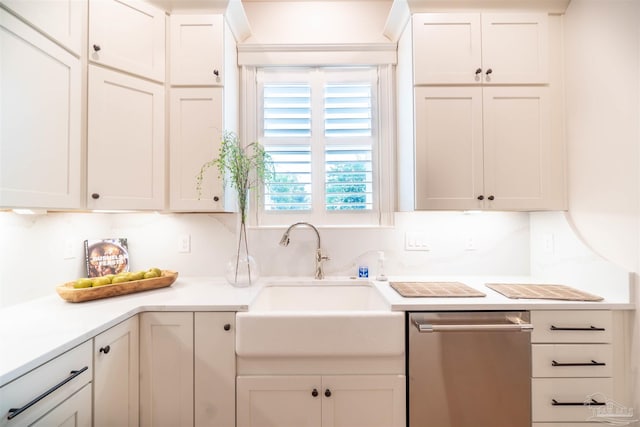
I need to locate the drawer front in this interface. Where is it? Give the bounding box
[531,311,612,343]
[0,340,92,427]
[532,378,613,422]
[532,344,613,378]
[534,423,607,427]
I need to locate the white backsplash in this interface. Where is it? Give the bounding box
[0,210,531,307]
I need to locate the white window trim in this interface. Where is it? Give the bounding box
[240,62,395,228]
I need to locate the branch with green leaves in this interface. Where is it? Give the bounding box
[196,131,272,222]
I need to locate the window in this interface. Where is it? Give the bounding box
[257,67,382,226]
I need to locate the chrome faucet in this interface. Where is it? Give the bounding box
[279,222,329,280]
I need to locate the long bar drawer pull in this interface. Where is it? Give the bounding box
[416,322,533,333]
[7,366,89,420]
[552,359,606,367]
[550,325,605,331]
[551,398,606,406]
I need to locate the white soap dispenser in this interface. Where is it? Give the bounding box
[376,251,388,281]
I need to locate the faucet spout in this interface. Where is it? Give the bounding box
[279,222,328,279]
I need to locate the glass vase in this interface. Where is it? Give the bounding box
[225,219,259,287]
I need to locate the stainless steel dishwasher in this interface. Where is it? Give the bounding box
[408,311,533,427]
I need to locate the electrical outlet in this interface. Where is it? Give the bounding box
[63,239,76,259]
[542,233,555,254]
[405,232,430,251]
[465,237,476,251]
[178,234,191,253]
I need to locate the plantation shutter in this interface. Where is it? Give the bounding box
[258,67,378,223]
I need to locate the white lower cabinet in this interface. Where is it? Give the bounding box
[532,378,613,422]
[140,312,194,427]
[194,312,236,427]
[93,316,139,427]
[237,375,405,427]
[140,311,236,427]
[30,383,92,427]
[0,340,92,427]
[533,424,605,427]
[531,310,632,426]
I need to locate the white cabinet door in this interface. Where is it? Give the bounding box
[169,87,226,211]
[237,376,322,427]
[481,13,549,84]
[412,13,482,85]
[415,86,557,210]
[30,383,92,427]
[414,86,484,210]
[0,9,81,209]
[88,0,165,82]
[482,86,553,210]
[237,375,405,427]
[194,312,236,427]
[140,312,194,427]
[322,375,405,427]
[413,13,548,85]
[1,0,84,54]
[170,14,224,86]
[94,316,139,427]
[87,65,165,210]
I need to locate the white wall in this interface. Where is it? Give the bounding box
[563,0,640,414]
[241,1,393,44]
[0,210,531,307]
[564,0,640,272]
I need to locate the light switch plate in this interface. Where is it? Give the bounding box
[63,239,76,259]
[405,231,430,251]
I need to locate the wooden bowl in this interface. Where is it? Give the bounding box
[56,270,178,303]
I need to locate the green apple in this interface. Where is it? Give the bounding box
[144,270,160,279]
[73,278,93,289]
[92,276,112,287]
[111,275,130,284]
[128,271,145,281]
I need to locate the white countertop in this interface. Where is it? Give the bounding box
[0,274,633,386]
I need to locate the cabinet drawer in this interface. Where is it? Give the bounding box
[531,311,612,343]
[534,424,606,427]
[532,378,613,422]
[532,344,613,378]
[0,340,92,427]
[30,383,92,427]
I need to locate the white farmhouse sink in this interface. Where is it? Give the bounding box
[236,280,404,358]
[250,282,390,311]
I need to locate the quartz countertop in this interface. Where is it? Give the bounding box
[0,274,633,386]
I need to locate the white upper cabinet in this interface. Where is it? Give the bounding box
[170,14,224,86]
[87,65,165,210]
[169,87,226,211]
[0,0,85,55]
[413,13,549,85]
[481,13,549,84]
[482,86,555,210]
[0,9,82,209]
[414,86,484,210]
[89,0,166,82]
[415,85,560,210]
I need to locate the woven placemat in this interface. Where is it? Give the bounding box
[486,283,603,301]
[390,282,486,298]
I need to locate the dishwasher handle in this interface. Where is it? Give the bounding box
[414,320,533,333]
